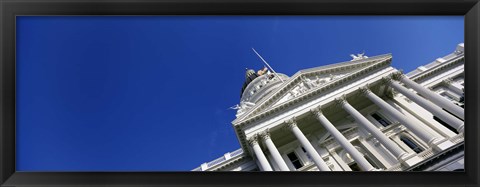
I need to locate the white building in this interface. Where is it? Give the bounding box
[193,43,465,172]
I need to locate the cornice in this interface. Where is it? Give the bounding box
[209,154,250,171]
[408,55,464,83]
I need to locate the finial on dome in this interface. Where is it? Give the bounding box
[245,68,256,79]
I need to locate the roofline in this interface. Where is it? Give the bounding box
[232,53,393,125]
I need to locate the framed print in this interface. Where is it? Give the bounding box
[1,0,479,186]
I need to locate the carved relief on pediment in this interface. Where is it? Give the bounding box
[270,73,347,108]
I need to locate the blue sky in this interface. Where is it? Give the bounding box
[16,16,463,171]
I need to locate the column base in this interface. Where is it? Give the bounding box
[427,137,444,146]
[399,153,422,167]
[432,139,455,151]
[457,125,464,134]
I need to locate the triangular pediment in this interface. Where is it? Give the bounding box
[233,54,392,125]
[270,70,350,108]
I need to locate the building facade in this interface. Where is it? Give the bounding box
[193,43,465,172]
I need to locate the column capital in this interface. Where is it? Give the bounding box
[334,96,347,108]
[391,71,405,81]
[358,86,373,96]
[386,88,398,99]
[310,106,324,117]
[284,117,298,130]
[441,78,453,86]
[247,136,259,146]
[259,130,271,140]
[381,77,393,85]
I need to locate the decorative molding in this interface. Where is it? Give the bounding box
[454,49,464,55]
[210,155,249,171]
[258,130,271,140]
[441,78,454,86]
[391,71,405,81]
[358,86,372,97]
[310,106,323,118]
[409,56,464,82]
[385,88,398,99]
[326,160,335,169]
[284,117,298,130]
[380,76,393,85]
[247,136,259,146]
[334,96,347,108]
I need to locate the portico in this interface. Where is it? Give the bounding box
[244,71,463,171]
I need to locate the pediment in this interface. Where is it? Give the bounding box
[233,54,392,125]
[270,71,349,108]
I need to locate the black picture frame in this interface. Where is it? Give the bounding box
[1,0,479,186]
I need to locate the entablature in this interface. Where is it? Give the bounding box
[407,55,464,83]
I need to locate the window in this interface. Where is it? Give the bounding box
[287,152,303,169]
[433,116,458,133]
[371,113,391,127]
[301,147,312,161]
[400,136,424,153]
[440,92,457,102]
[348,162,361,171]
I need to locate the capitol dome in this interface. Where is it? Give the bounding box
[240,69,289,104]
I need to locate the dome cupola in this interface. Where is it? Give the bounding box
[235,67,288,117]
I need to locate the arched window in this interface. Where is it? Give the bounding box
[400,136,424,153]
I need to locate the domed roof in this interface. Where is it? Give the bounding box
[241,68,260,98]
[240,70,289,104]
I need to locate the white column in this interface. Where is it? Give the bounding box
[310,108,375,171]
[441,78,463,96]
[248,137,273,171]
[260,131,290,171]
[285,119,330,171]
[388,78,464,133]
[360,87,442,146]
[393,73,464,120]
[336,97,409,160]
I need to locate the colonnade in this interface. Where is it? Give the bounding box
[247,73,464,171]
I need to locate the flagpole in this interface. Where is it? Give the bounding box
[251,48,284,83]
